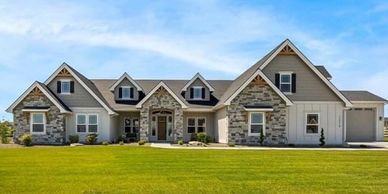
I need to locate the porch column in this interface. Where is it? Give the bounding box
[140,107,149,141]
[174,108,184,142]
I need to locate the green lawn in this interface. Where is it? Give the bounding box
[0,146,387,194]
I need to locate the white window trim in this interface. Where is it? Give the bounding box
[124,117,139,133]
[248,112,265,136]
[120,86,134,100]
[305,113,320,135]
[279,72,292,94]
[30,113,46,134]
[76,113,98,133]
[192,86,204,100]
[187,117,207,133]
[60,79,71,95]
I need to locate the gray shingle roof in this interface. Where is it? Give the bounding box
[341,91,387,102]
[315,66,332,79]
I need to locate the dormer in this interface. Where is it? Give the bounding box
[109,73,143,101]
[182,73,215,101]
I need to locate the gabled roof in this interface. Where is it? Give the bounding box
[182,73,215,92]
[109,72,143,91]
[258,39,352,107]
[44,63,117,115]
[6,81,71,113]
[136,81,188,108]
[341,91,387,103]
[315,66,332,80]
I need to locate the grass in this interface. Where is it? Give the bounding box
[0,146,388,194]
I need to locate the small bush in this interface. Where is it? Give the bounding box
[85,134,98,145]
[196,132,211,144]
[259,131,265,146]
[319,128,325,147]
[190,133,197,141]
[119,141,124,145]
[20,134,32,146]
[228,142,235,147]
[0,121,12,144]
[177,140,184,145]
[360,144,368,148]
[138,140,146,146]
[68,135,79,144]
[102,141,109,146]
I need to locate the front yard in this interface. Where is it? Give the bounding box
[0,146,387,194]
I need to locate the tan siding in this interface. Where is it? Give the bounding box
[114,78,139,101]
[183,112,214,142]
[47,75,101,107]
[184,78,210,101]
[215,107,228,143]
[262,55,341,101]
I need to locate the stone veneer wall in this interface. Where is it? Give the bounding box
[139,87,183,142]
[228,77,287,145]
[13,89,66,144]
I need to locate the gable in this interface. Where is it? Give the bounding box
[262,54,341,101]
[136,82,187,108]
[113,77,140,101]
[184,78,211,101]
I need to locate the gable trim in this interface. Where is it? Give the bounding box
[258,39,352,107]
[182,73,215,92]
[224,70,293,106]
[136,81,188,108]
[44,63,117,115]
[6,81,71,113]
[109,72,143,91]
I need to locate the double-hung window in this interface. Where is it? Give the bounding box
[249,112,265,136]
[61,80,71,94]
[193,86,203,100]
[306,113,319,134]
[187,117,206,133]
[280,73,292,93]
[77,114,98,133]
[121,86,134,100]
[31,113,45,134]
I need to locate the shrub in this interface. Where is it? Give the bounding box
[85,134,98,145]
[196,132,211,144]
[177,140,184,145]
[138,140,146,145]
[20,134,32,146]
[259,131,265,146]
[190,133,197,141]
[119,141,124,145]
[228,142,235,147]
[0,121,12,144]
[68,135,79,144]
[319,128,325,147]
[102,141,109,146]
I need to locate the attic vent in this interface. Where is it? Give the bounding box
[156,86,168,97]
[57,68,71,77]
[30,87,43,96]
[279,45,296,55]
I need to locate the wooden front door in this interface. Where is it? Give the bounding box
[158,116,167,140]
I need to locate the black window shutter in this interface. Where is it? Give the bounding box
[70,81,75,93]
[275,73,280,88]
[129,87,134,99]
[57,81,61,93]
[119,87,122,98]
[190,88,194,99]
[292,73,297,93]
[201,88,205,99]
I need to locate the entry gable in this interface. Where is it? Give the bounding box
[136,81,187,108]
[6,81,71,113]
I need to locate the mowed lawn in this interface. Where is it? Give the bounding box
[0,146,388,194]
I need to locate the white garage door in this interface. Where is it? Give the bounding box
[346,108,376,142]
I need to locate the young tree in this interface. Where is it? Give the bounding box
[0,121,13,144]
[319,128,325,147]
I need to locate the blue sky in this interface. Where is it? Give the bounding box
[1,0,388,120]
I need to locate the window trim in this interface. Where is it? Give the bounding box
[30,112,46,134]
[120,86,134,100]
[248,112,265,136]
[192,86,203,100]
[76,113,98,133]
[187,117,207,133]
[124,117,139,134]
[60,79,71,95]
[305,113,320,135]
[279,72,292,94]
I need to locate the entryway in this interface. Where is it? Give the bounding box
[158,116,167,140]
[150,109,174,142]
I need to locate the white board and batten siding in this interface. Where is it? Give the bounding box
[287,102,345,145]
[65,107,112,143]
[215,107,228,143]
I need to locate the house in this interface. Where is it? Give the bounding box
[6,39,387,145]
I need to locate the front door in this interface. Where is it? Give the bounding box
[158,116,167,140]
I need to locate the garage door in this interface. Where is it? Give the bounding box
[346,108,376,142]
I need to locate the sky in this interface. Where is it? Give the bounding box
[1,0,388,120]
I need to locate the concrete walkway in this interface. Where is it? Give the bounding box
[150,143,388,151]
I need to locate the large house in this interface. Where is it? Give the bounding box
[6,39,387,145]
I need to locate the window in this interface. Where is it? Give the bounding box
[76,114,98,133]
[167,116,173,136]
[249,112,265,136]
[124,118,139,133]
[61,80,71,94]
[193,87,203,99]
[120,86,134,100]
[306,113,319,134]
[187,117,206,133]
[31,113,45,133]
[280,73,292,93]
[151,116,156,136]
